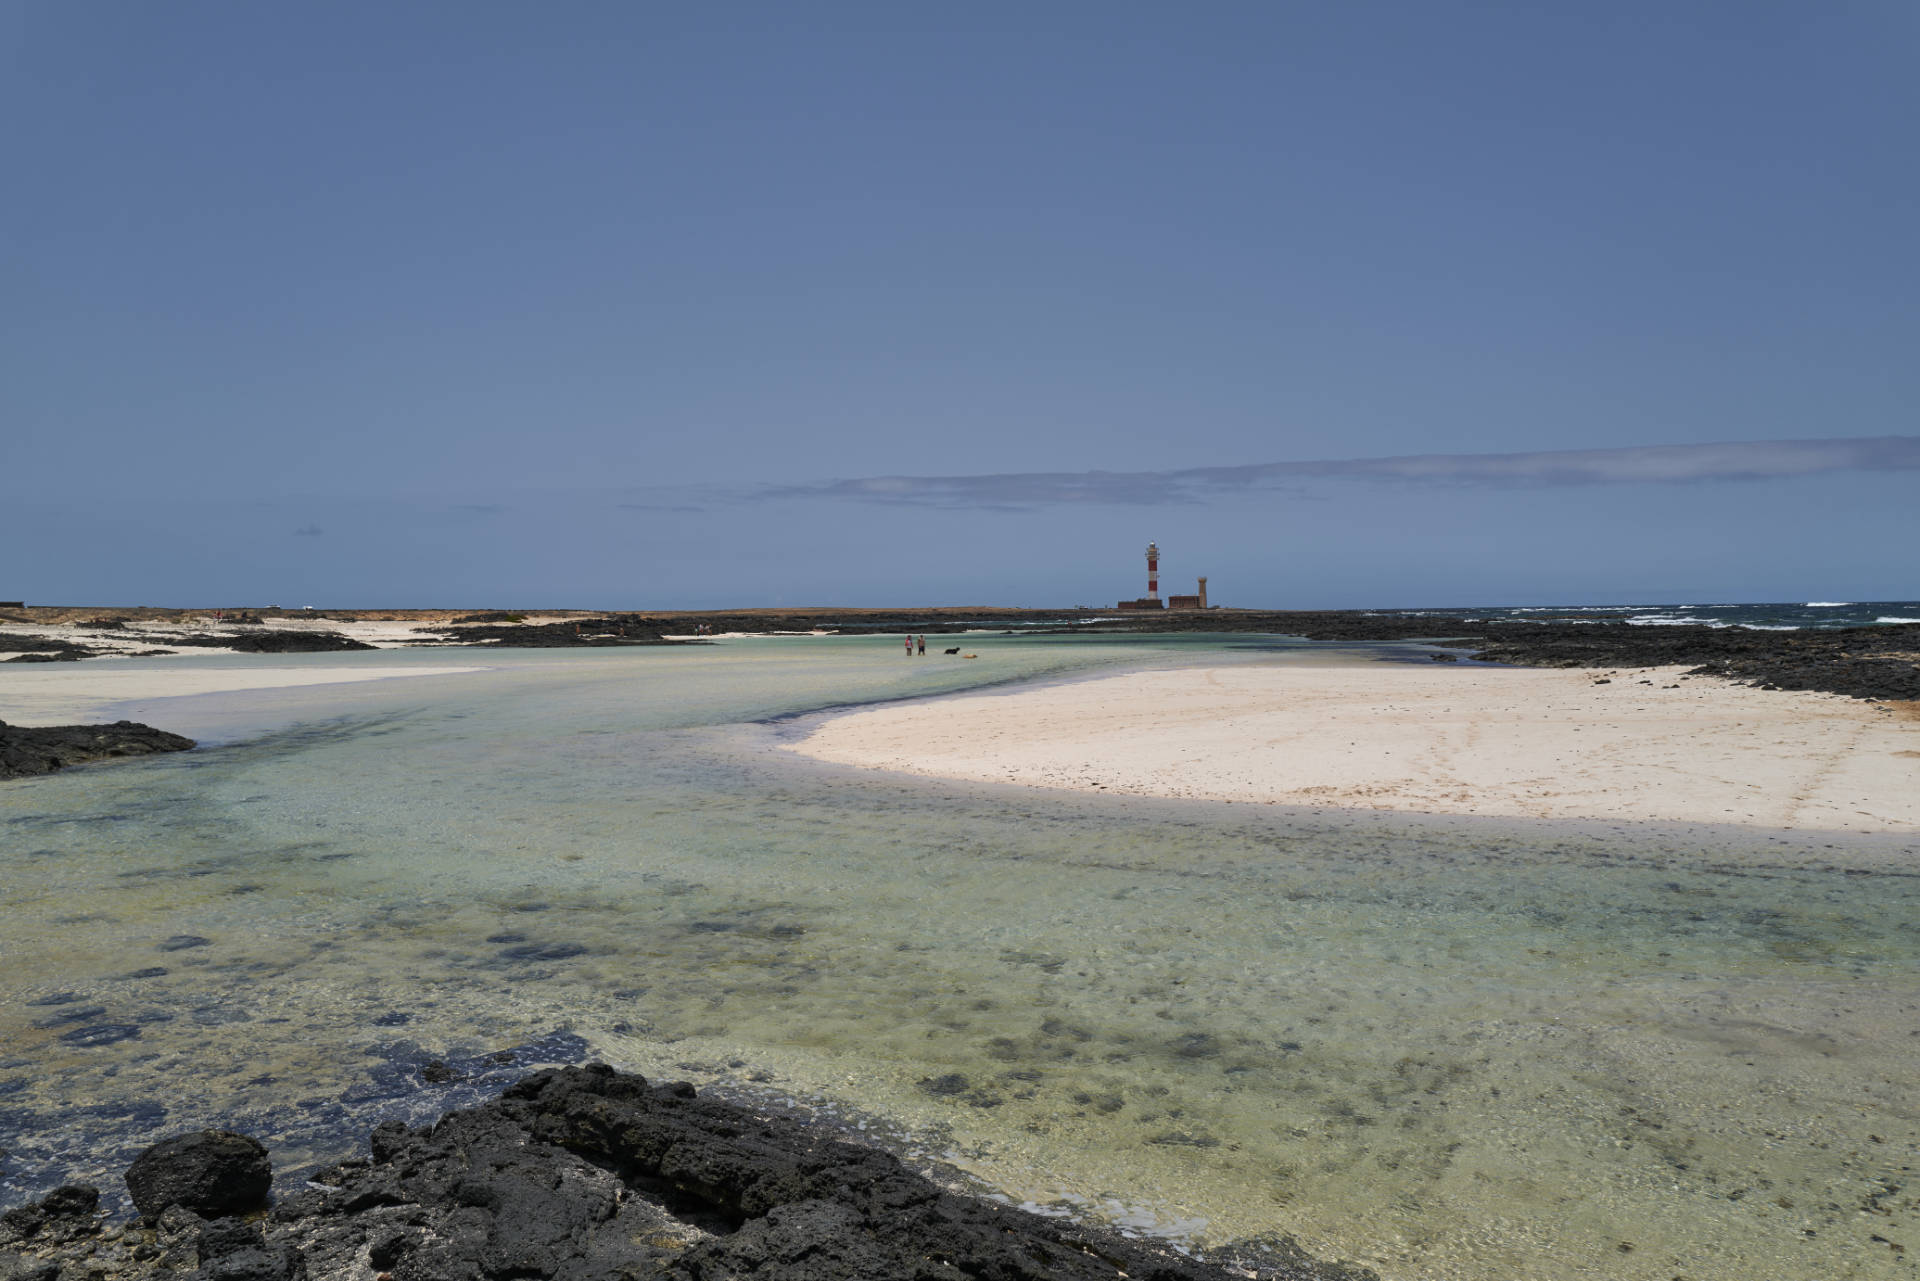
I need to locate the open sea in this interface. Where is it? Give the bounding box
[1360,600,1920,631]
[2,633,1916,1281]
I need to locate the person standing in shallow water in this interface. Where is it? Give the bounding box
[917,635,926,655]
[905,634,913,657]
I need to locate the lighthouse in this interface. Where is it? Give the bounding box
[1117,542,1195,610]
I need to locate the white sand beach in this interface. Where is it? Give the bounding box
[792,660,1920,833]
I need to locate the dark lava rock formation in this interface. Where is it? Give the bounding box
[163,631,376,654]
[123,1132,270,1221]
[0,720,196,780]
[442,615,679,647]
[680,612,994,637]
[1043,612,1920,701]
[0,1065,1376,1281]
[0,636,98,661]
[1437,620,1920,700]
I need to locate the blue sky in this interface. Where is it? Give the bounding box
[5,2,1915,608]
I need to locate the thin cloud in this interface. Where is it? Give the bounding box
[611,481,757,515]
[768,435,1920,510]
[292,524,324,537]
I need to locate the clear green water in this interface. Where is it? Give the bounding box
[2,636,1916,1280]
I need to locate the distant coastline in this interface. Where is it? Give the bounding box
[4,602,1916,702]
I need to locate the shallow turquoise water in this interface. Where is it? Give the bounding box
[2,635,1916,1280]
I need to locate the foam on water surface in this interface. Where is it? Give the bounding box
[2,635,1916,1281]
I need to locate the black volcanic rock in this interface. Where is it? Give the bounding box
[123,1130,271,1220]
[446,614,677,647]
[0,720,196,780]
[0,1066,1376,1280]
[0,1184,100,1245]
[1438,622,1920,701]
[193,1218,304,1281]
[227,630,374,653]
[1035,611,1920,701]
[0,636,97,658]
[307,1064,1376,1280]
[163,630,375,653]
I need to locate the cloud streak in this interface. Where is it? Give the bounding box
[768,436,1920,510]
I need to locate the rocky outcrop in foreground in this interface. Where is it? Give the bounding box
[0,720,196,780]
[0,1065,1375,1281]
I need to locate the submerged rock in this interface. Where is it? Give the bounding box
[0,720,195,780]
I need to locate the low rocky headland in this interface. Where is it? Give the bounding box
[0,1064,1373,1281]
[0,720,196,780]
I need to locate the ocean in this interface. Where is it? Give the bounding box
[1361,599,1920,631]
[2,634,1915,1281]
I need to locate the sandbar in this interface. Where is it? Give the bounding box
[0,664,488,726]
[791,660,1920,832]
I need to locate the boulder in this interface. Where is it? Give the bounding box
[124,1130,271,1220]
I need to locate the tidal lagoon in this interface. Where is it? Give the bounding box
[3,636,1915,1280]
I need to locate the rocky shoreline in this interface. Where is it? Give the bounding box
[3,605,1914,701]
[0,1065,1374,1281]
[1031,611,1920,702]
[0,720,196,780]
[1433,620,1920,701]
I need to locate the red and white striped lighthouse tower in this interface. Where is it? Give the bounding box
[1145,542,1160,601]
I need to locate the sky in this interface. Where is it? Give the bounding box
[4,1,1916,609]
